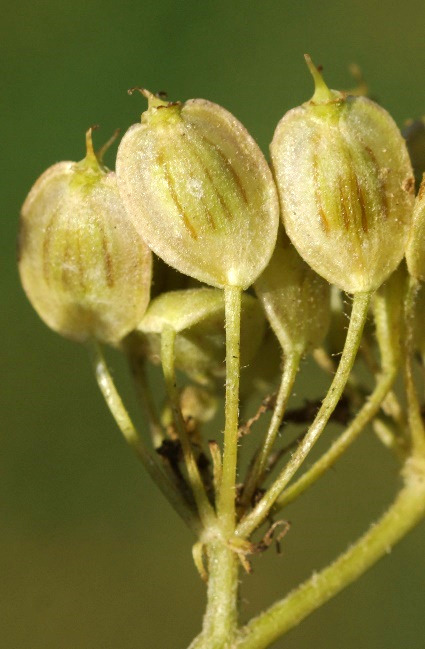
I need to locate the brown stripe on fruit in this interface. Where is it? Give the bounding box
[199,198,217,230]
[312,151,330,233]
[157,153,198,240]
[363,145,388,220]
[418,179,425,201]
[75,235,87,291]
[187,137,234,222]
[354,174,368,233]
[42,209,60,285]
[200,134,249,206]
[192,151,232,222]
[98,220,115,288]
[338,177,351,230]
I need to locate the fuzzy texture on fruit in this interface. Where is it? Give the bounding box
[116,93,279,290]
[18,138,152,344]
[271,60,415,294]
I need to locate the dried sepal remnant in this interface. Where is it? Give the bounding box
[406,175,425,281]
[116,92,279,289]
[255,229,330,356]
[271,56,415,294]
[18,131,152,344]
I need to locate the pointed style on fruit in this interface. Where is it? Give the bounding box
[271,55,415,294]
[116,90,279,289]
[18,129,152,344]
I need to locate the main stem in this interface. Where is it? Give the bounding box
[234,456,425,649]
[189,540,239,649]
[236,291,371,539]
[217,285,242,535]
[189,285,243,649]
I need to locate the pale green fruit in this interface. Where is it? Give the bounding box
[116,91,279,289]
[271,56,415,294]
[18,130,152,344]
[132,288,266,385]
[406,176,425,281]
[255,229,330,356]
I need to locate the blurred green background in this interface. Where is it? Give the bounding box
[2,1,425,647]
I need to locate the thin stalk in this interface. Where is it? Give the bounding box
[127,353,164,448]
[217,285,242,535]
[373,417,407,461]
[88,340,198,532]
[275,282,402,510]
[234,456,425,649]
[161,325,216,527]
[241,351,300,508]
[404,276,425,457]
[274,365,397,510]
[236,291,371,539]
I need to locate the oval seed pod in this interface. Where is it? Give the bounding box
[129,288,266,385]
[18,130,152,344]
[116,91,279,289]
[271,56,415,294]
[406,176,425,281]
[255,229,330,356]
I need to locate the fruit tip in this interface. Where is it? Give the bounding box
[304,54,333,103]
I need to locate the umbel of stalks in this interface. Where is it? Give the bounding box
[116,90,279,289]
[18,130,152,344]
[271,55,415,294]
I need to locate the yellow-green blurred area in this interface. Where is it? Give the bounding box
[2,1,425,647]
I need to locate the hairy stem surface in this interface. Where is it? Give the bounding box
[236,291,372,539]
[189,540,240,649]
[218,285,243,535]
[234,456,425,649]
